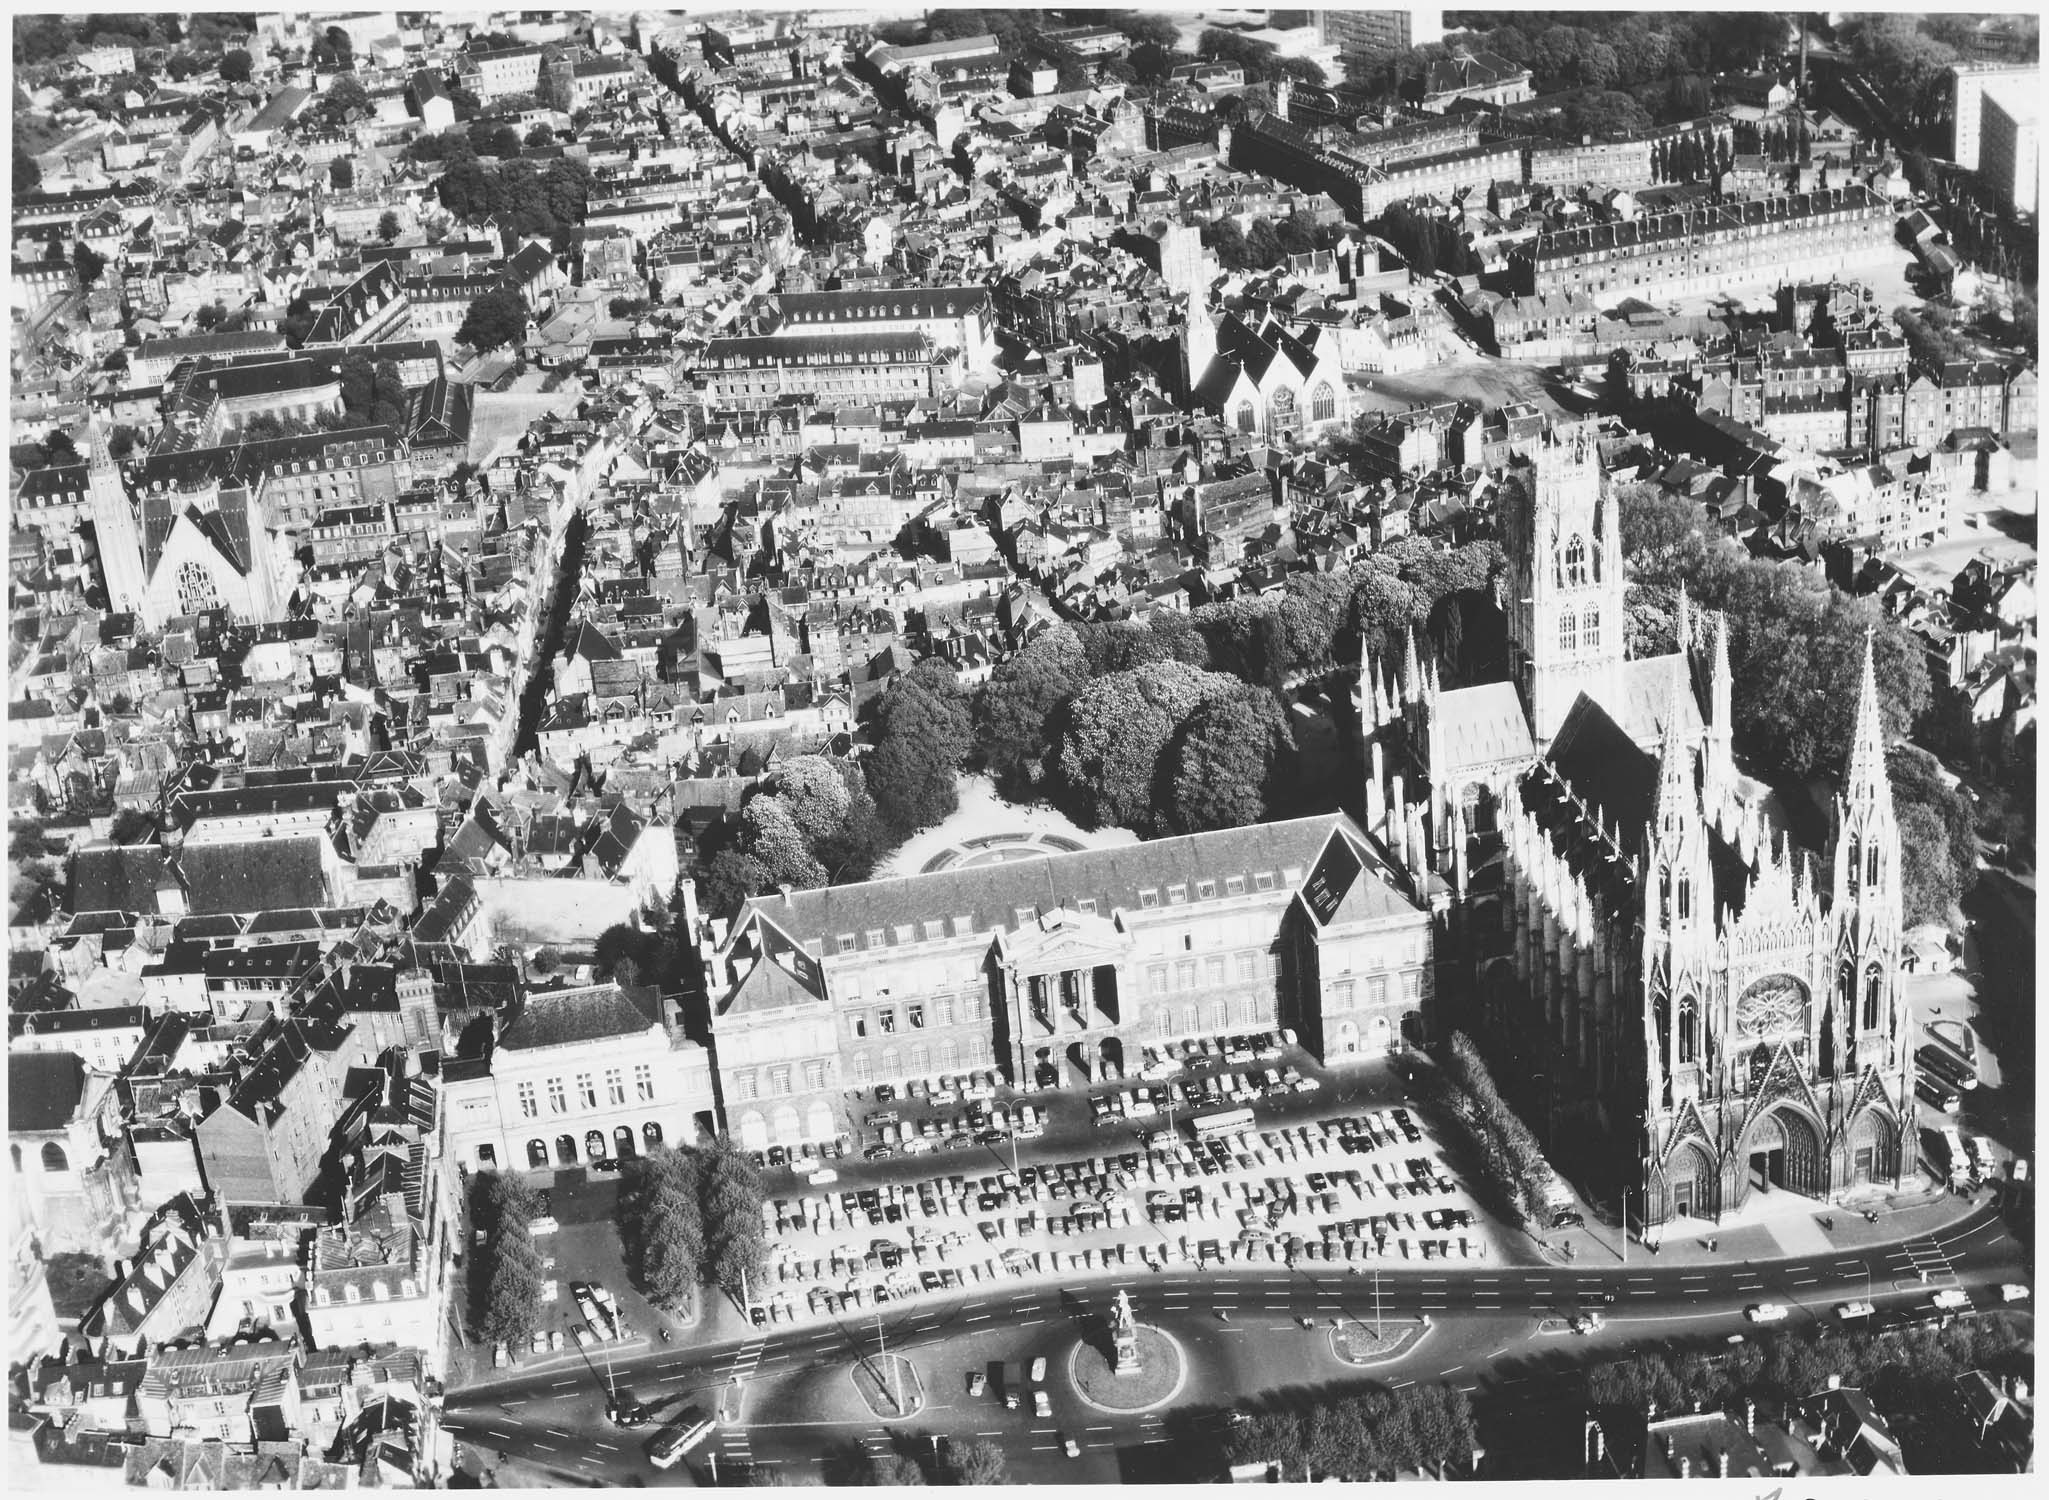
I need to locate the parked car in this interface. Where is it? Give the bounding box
[968,1371,987,1397]
[1837,1301,1876,1321]
[1746,1303,1788,1324]
[1999,1284,2030,1303]
[1064,1436,1081,1459]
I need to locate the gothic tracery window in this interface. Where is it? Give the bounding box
[1677,996,1699,1064]
[175,560,221,615]
[1559,610,1578,653]
[1562,533,1589,587]
[1861,965,1883,1031]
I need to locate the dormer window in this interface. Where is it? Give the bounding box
[1167,884,1188,905]
[1138,888,1159,909]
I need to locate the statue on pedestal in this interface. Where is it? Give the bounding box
[1111,1288,1141,1376]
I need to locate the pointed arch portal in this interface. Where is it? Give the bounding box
[1744,1105,1824,1198]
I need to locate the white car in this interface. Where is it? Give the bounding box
[1745,1303,1788,1324]
[1290,1077,1323,1093]
[529,1215,559,1236]
[1932,1288,1972,1311]
[1999,1284,2030,1303]
[1837,1300,1875,1321]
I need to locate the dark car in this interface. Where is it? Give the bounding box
[865,1145,896,1161]
[875,1084,897,1103]
[536,1189,553,1217]
[608,1396,652,1428]
[592,1157,620,1173]
[975,1129,1006,1146]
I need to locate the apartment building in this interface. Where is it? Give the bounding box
[1980,86,2037,215]
[1948,62,2037,170]
[694,332,944,411]
[1513,188,1894,303]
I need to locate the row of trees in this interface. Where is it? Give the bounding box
[1616,483,1972,926]
[1422,1032,1552,1229]
[1587,1312,2031,1423]
[469,1171,544,1349]
[1650,129,1731,186]
[619,1139,769,1308]
[1204,209,1321,273]
[1731,119,1815,166]
[621,1146,705,1310]
[1224,1382,1478,1481]
[1368,202,1481,279]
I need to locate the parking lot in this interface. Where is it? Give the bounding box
[747,1085,1507,1330]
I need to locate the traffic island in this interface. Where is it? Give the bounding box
[1068,1326,1187,1413]
[1329,1319,1429,1367]
[851,1353,925,1420]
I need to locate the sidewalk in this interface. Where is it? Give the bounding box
[1530,1172,1976,1270]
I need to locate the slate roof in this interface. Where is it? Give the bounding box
[68,844,173,915]
[497,984,658,1052]
[747,814,1367,954]
[1543,693,1657,849]
[179,835,330,915]
[1602,653,1702,750]
[9,1051,88,1132]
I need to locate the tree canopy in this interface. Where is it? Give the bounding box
[454,286,528,353]
[1053,659,1246,832]
[973,625,1092,788]
[1163,691,1296,835]
[865,658,972,837]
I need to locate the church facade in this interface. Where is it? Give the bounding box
[86,418,290,631]
[1362,421,1915,1228]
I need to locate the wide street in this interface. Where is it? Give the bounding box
[444,1203,2027,1485]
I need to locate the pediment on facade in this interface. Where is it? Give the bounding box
[997,909,1130,971]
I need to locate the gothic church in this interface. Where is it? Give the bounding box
[1361,421,1914,1227]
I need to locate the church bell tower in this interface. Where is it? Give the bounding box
[1501,423,1623,746]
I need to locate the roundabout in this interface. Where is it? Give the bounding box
[1065,1325,1188,1414]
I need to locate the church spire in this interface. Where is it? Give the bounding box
[1675,582,1691,655]
[1654,657,1695,832]
[1846,627,1889,800]
[1402,623,1422,705]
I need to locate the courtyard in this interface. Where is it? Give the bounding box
[878,774,1136,879]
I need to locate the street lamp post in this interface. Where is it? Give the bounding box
[1374,1267,1383,1340]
